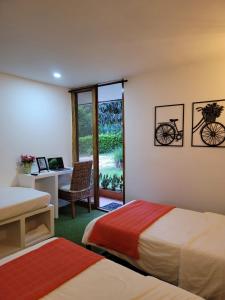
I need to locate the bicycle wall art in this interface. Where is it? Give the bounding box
[154,104,184,147]
[192,99,225,147]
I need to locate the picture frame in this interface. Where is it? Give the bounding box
[154,104,184,147]
[191,99,225,147]
[36,157,48,172]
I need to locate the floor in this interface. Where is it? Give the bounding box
[55,204,146,275]
[55,205,105,246]
[60,196,121,210]
[82,196,123,210]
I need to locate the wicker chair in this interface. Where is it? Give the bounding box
[58,161,93,218]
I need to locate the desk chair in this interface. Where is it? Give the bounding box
[58,161,92,218]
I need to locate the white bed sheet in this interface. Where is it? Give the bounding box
[82,204,225,299]
[82,207,214,284]
[179,212,225,300]
[0,238,202,300]
[0,187,50,221]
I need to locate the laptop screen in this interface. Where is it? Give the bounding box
[48,157,64,170]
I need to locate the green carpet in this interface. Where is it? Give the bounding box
[55,204,105,246]
[55,204,147,275]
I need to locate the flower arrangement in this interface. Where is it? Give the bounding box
[21,154,35,163]
[21,154,35,174]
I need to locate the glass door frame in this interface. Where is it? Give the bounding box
[71,85,100,208]
[97,81,126,206]
[70,80,126,209]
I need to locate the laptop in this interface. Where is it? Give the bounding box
[47,157,71,171]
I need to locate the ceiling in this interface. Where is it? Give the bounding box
[1,0,225,88]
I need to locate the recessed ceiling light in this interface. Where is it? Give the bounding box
[53,72,61,79]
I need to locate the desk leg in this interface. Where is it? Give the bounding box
[54,175,59,219]
[34,175,59,219]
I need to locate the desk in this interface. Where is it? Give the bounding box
[18,169,73,218]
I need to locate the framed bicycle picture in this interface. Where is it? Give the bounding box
[154,104,184,147]
[192,99,225,147]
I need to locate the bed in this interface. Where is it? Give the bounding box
[82,200,225,300]
[0,237,203,300]
[0,187,53,258]
[0,187,50,221]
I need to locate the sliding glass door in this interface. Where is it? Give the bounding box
[71,81,125,211]
[77,91,94,162]
[71,87,99,208]
[98,83,125,210]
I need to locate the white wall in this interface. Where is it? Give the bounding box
[125,59,225,214]
[0,73,72,186]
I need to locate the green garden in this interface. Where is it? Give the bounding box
[78,100,123,192]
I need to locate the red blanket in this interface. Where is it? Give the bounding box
[0,238,103,300]
[89,200,175,259]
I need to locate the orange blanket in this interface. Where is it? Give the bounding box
[0,238,103,300]
[89,200,175,259]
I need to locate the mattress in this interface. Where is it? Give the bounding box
[0,238,202,300]
[179,212,225,300]
[82,206,217,284]
[0,187,50,222]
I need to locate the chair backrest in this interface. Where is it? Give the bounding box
[70,161,93,191]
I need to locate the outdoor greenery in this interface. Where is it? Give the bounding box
[78,99,123,192]
[99,132,122,153]
[99,173,123,191]
[99,165,122,177]
[78,104,92,137]
[79,132,122,155]
[79,135,93,156]
[113,147,123,168]
[98,101,122,134]
[78,100,122,136]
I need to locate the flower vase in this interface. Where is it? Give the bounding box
[23,162,32,174]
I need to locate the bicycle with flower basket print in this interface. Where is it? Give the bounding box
[193,102,225,146]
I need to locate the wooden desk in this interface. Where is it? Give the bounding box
[18,169,73,218]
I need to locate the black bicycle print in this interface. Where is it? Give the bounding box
[155,119,183,145]
[193,103,225,146]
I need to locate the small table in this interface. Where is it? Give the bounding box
[18,169,73,218]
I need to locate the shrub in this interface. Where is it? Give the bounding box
[78,104,92,137]
[79,135,93,155]
[99,173,111,189]
[79,132,122,155]
[99,132,122,153]
[99,172,123,191]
